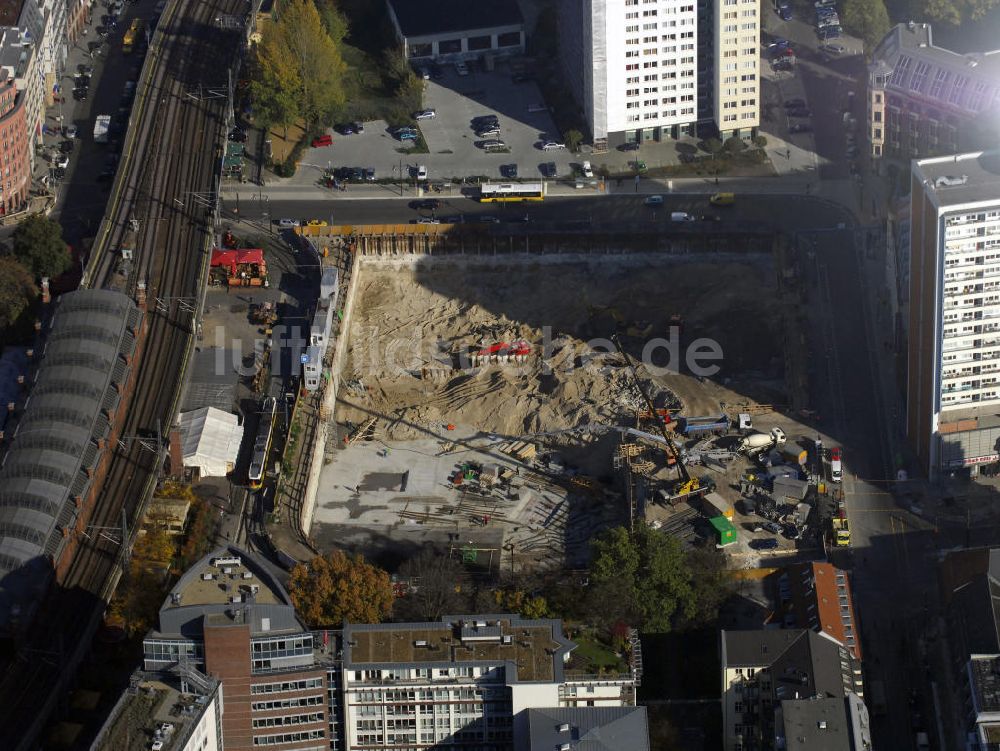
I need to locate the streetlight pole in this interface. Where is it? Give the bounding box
[399,157,403,196]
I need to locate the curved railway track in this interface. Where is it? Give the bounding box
[0,0,246,744]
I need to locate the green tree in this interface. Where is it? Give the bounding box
[564,129,584,152]
[841,0,891,53]
[921,0,1000,23]
[752,135,768,149]
[288,550,393,627]
[589,525,727,634]
[271,0,347,125]
[11,215,71,278]
[701,137,724,158]
[313,0,349,44]
[723,135,746,154]
[0,257,36,330]
[494,589,551,619]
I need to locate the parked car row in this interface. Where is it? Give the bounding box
[815,1,842,40]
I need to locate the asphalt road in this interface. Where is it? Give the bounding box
[220,192,853,231]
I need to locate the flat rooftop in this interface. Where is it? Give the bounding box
[970,655,1000,713]
[92,677,219,751]
[173,554,280,609]
[345,616,571,683]
[780,698,850,751]
[914,152,1000,209]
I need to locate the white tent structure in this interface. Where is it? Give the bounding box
[177,407,244,478]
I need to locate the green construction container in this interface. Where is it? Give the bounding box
[709,516,737,547]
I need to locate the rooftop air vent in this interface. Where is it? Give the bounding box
[935,175,968,188]
[558,723,571,733]
[818,721,828,729]
[415,640,428,647]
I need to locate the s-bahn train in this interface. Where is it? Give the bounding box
[247,396,276,489]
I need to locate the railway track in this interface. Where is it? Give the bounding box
[0,0,246,745]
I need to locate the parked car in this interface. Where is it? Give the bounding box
[472,114,499,126]
[416,218,441,224]
[53,153,70,168]
[411,199,441,210]
[768,38,790,49]
[476,127,501,138]
[413,109,436,120]
[644,195,664,206]
[784,98,806,108]
[454,61,469,76]
[818,26,842,39]
[500,163,518,178]
[363,168,376,181]
[581,161,594,178]
[63,124,78,139]
[398,130,418,141]
[788,107,812,118]
[540,162,557,177]
[334,123,356,135]
[440,215,464,224]
[60,140,74,154]
[478,139,506,150]
[778,4,792,20]
[773,59,795,71]
[416,165,427,180]
[306,219,327,226]
[751,538,780,550]
[470,215,500,224]
[275,218,300,227]
[417,67,430,80]
[789,123,813,133]
[821,43,846,54]
[77,63,93,75]
[72,88,88,101]
[541,141,566,151]
[311,134,333,147]
[620,141,640,152]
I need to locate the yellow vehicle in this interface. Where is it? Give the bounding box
[832,516,851,547]
[709,192,735,206]
[307,219,328,226]
[123,19,146,54]
[479,182,545,202]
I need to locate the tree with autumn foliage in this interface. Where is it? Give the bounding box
[494,588,551,620]
[288,550,393,627]
[251,0,347,129]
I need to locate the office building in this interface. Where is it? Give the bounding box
[385,0,525,62]
[907,152,1000,473]
[141,547,339,750]
[127,545,646,751]
[0,73,29,214]
[868,23,1000,162]
[558,0,758,150]
[0,24,40,170]
[720,629,867,751]
[341,615,641,749]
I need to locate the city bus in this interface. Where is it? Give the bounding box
[248,396,276,489]
[123,19,146,54]
[478,183,545,202]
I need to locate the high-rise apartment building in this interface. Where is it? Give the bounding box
[908,152,1000,474]
[710,0,759,140]
[558,0,758,149]
[125,545,647,751]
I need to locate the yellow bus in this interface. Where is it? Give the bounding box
[123,19,146,54]
[479,183,545,202]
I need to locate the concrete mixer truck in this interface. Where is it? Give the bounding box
[736,427,787,458]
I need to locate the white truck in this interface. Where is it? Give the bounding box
[94,114,111,144]
[737,427,787,457]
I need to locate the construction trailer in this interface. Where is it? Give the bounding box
[700,491,734,520]
[210,248,268,287]
[772,475,809,502]
[709,516,738,547]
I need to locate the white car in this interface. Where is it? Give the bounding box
[54,154,69,169]
[416,165,427,180]
[581,161,594,178]
[541,141,566,151]
[64,124,79,138]
[276,218,301,228]
[455,61,469,76]
[413,109,436,120]
[822,43,846,54]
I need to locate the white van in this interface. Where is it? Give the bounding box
[670,211,695,222]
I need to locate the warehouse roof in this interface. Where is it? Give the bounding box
[386,0,523,38]
[0,290,142,631]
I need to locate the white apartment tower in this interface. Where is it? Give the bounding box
[559,0,700,149]
[559,0,758,148]
[908,152,1000,474]
[712,0,759,140]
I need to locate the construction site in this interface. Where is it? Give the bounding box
[307,238,840,571]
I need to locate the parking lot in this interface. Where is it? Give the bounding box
[295,63,586,184]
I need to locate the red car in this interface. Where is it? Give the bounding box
[311,134,333,147]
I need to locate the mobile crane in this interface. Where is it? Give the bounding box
[611,333,704,500]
